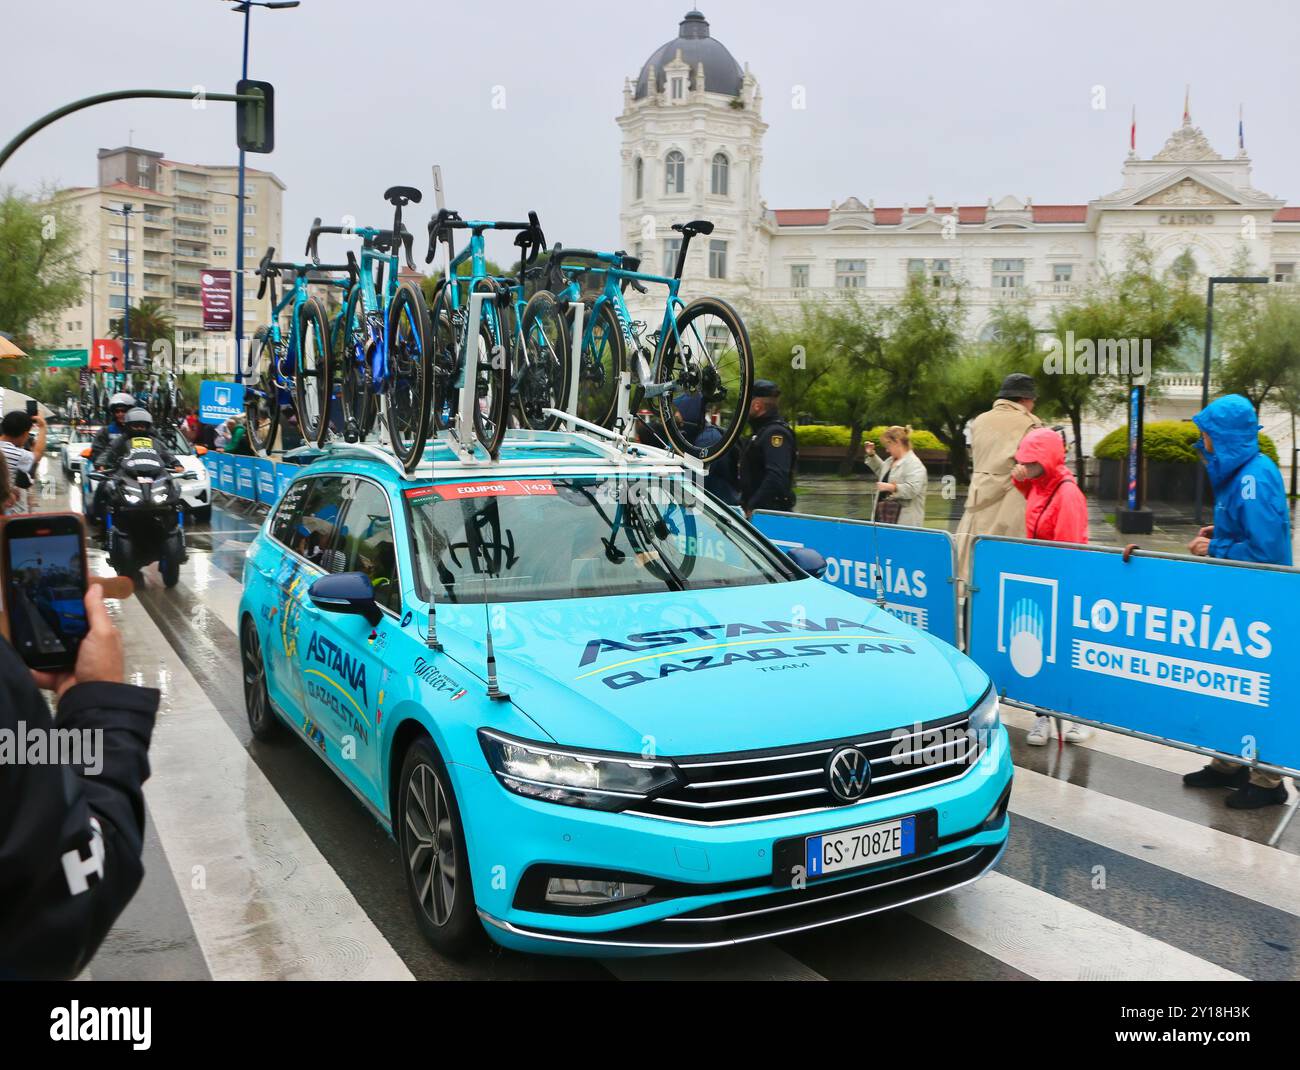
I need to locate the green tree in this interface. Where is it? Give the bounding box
[1043,238,1204,476]
[749,299,840,419]
[1218,288,1300,414]
[110,297,174,351]
[806,294,891,473]
[0,188,83,347]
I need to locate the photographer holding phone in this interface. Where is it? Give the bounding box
[0,408,47,515]
[0,560,159,979]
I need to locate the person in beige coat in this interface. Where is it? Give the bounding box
[865,426,928,528]
[954,374,1043,588]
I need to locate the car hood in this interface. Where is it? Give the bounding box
[436,578,988,755]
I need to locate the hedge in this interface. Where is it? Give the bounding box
[793,424,948,453]
[1094,420,1278,464]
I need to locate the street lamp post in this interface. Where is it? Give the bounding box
[1195,275,1269,525]
[227,0,299,383]
[101,203,134,375]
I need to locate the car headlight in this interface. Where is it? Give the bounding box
[967,686,1001,744]
[479,729,679,811]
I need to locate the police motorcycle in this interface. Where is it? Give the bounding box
[93,408,192,588]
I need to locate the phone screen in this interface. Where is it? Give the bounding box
[4,526,88,668]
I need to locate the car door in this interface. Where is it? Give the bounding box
[300,475,401,805]
[255,476,316,718]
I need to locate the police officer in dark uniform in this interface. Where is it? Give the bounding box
[739,380,797,517]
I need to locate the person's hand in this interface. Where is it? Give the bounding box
[1188,535,1211,557]
[31,584,125,700]
[863,441,876,457]
[878,482,896,494]
[32,413,46,429]
[1197,525,1214,539]
[744,509,753,520]
[1011,463,1030,481]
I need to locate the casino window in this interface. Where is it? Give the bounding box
[670,76,684,100]
[790,263,809,288]
[835,259,866,288]
[664,150,685,195]
[336,479,401,614]
[711,153,729,197]
[1275,262,1295,284]
[992,258,1025,288]
[708,239,727,279]
[662,236,681,277]
[1052,263,1073,290]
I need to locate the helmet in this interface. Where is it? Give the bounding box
[124,407,153,432]
[109,392,135,415]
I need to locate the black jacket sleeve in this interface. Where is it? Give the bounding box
[0,639,159,980]
[90,427,115,469]
[747,428,795,511]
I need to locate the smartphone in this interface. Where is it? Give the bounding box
[0,513,89,672]
[25,399,38,416]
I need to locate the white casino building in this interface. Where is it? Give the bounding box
[617,10,1300,458]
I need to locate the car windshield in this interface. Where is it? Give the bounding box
[158,427,194,456]
[405,475,796,604]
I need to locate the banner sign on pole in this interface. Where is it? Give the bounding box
[752,511,959,645]
[90,338,124,372]
[233,456,256,499]
[199,380,245,425]
[968,536,1300,775]
[253,457,278,504]
[216,453,236,494]
[201,269,233,332]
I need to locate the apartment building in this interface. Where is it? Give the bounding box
[50,146,285,374]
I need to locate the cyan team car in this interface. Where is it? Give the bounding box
[237,430,1012,955]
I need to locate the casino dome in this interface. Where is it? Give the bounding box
[634,10,744,100]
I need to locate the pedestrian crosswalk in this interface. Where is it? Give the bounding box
[80,509,1300,982]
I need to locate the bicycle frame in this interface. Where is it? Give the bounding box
[441,223,512,389]
[337,226,406,391]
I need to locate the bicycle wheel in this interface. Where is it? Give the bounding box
[294,297,332,447]
[653,297,753,463]
[335,288,376,442]
[384,280,433,473]
[578,300,623,429]
[245,332,281,455]
[473,281,511,455]
[515,289,572,431]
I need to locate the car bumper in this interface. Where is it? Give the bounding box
[457,724,1013,956]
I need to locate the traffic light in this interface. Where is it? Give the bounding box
[236,79,275,153]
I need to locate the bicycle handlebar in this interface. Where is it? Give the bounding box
[424,209,546,265]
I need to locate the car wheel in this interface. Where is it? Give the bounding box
[241,616,281,741]
[398,737,480,956]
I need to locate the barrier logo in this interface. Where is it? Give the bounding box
[997,573,1058,678]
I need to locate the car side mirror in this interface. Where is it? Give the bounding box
[785,546,828,579]
[80,447,92,458]
[308,571,382,626]
[195,445,208,456]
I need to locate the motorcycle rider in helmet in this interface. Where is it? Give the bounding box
[88,393,138,523]
[98,408,182,481]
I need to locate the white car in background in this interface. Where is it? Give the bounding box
[61,424,99,479]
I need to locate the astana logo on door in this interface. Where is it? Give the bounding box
[997,574,1058,678]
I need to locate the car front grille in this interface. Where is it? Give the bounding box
[629,710,980,825]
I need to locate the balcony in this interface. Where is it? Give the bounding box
[174,200,209,219]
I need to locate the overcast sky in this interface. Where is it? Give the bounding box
[2,0,1297,265]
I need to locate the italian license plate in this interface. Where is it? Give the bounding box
[805,815,916,878]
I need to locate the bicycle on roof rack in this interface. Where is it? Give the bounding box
[424,208,563,458]
[538,219,753,463]
[314,186,433,469]
[246,242,355,454]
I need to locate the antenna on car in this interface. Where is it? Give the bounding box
[868,479,888,610]
[482,574,509,702]
[425,596,441,650]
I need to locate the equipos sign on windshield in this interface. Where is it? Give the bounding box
[752,511,959,645]
[969,536,1300,775]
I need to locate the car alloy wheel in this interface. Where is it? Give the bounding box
[404,762,457,927]
[241,618,279,740]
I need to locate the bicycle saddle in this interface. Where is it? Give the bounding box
[672,219,714,237]
[384,185,422,207]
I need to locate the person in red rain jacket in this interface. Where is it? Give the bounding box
[1012,427,1088,544]
[1011,427,1092,747]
